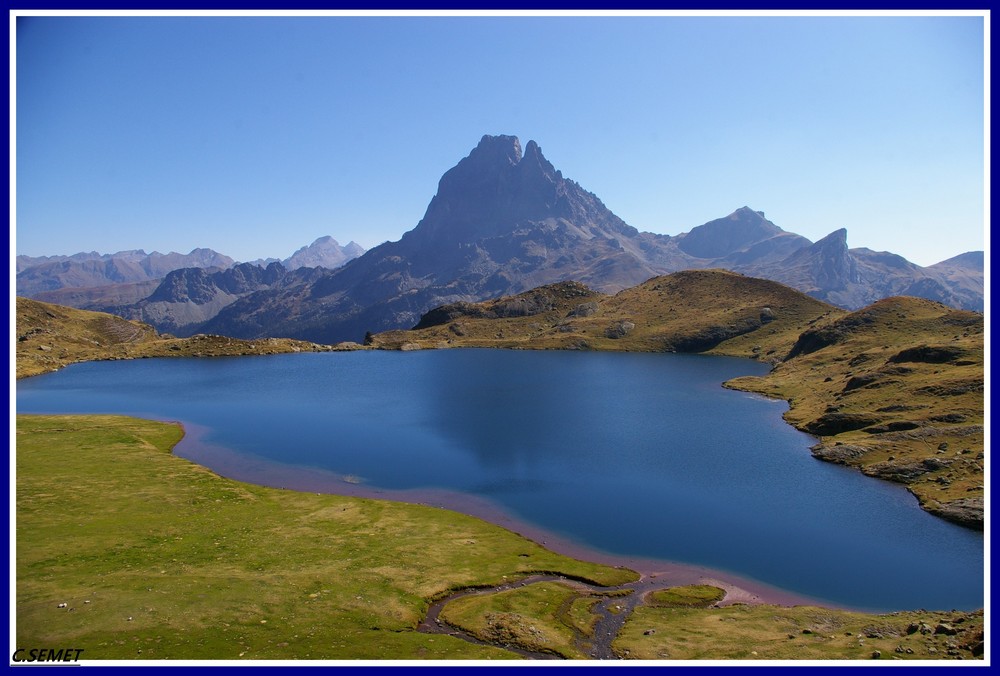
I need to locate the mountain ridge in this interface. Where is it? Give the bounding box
[17,238,367,302]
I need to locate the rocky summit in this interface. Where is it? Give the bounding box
[196,134,684,342]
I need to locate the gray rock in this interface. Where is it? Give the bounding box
[810,443,869,464]
[569,301,599,318]
[926,498,984,530]
[605,321,635,339]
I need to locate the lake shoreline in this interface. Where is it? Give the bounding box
[171,418,850,612]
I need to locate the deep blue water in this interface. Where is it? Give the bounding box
[16,350,983,611]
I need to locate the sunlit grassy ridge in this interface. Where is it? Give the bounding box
[15,297,356,379]
[372,269,839,360]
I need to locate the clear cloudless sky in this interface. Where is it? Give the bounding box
[13,12,987,267]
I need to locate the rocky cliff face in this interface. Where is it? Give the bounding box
[745,228,981,312]
[924,252,985,312]
[108,262,306,337]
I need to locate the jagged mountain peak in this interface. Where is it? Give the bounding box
[822,227,848,240]
[519,139,559,179]
[93,135,982,343]
[814,228,850,249]
[410,133,600,245]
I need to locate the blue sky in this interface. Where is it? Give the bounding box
[14,12,987,267]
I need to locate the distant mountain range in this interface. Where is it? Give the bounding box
[17,134,982,342]
[16,248,235,295]
[18,238,366,320]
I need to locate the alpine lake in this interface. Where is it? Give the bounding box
[16,349,984,612]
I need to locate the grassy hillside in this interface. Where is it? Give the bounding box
[15,297,356,379]
[371,271,984,529]
[371,269,842,360]
[726,296,984,528]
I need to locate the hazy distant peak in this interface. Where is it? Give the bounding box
[282,236,365,271]
[342,241,365,256]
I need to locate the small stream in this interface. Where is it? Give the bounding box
[418,572,717,660]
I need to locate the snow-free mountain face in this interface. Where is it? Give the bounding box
[197,135,688,341]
